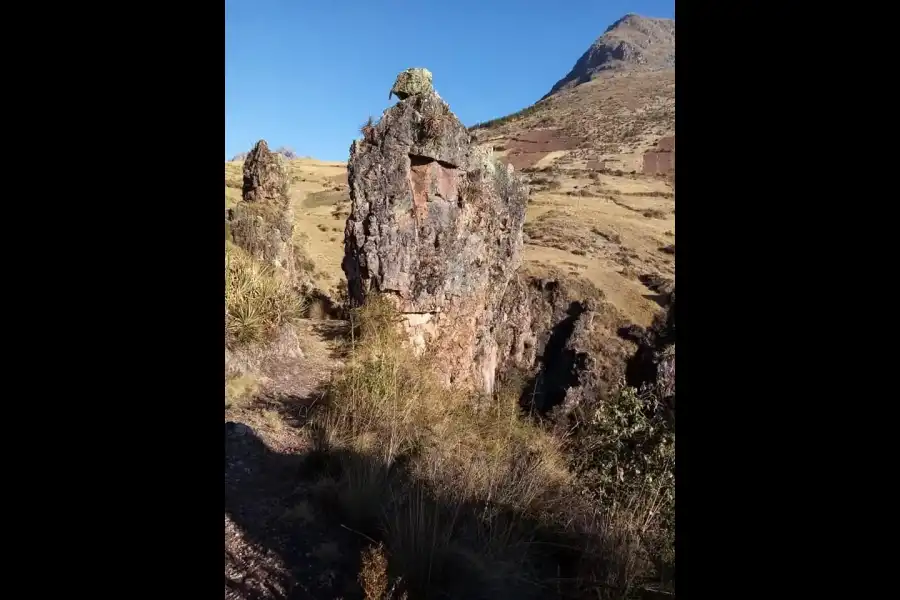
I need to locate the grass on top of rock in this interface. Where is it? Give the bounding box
[361,116,378,144]
[304,295,674,600]
[225,241,305,347]
[417,101,451,142]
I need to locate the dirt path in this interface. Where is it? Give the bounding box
[225,319,364,600]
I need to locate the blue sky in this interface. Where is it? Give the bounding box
[225,0,674,162]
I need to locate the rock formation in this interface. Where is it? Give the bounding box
[343,69,661,408]
[623,288,675,406]
[228,140,295,276]
[496,267,636,415]
[389,68,434,100]
[343,70,528,393]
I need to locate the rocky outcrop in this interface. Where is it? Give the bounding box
[343,72,528,393]
[495,268,637,414]
[623,288,675,406]
[228,140,295,276]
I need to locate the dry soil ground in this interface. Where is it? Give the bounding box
[225,319,362,600]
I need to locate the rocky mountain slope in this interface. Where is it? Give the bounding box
[543,14,675,99]
[463,14,675,330]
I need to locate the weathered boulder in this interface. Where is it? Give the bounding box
[343,73,528,392]
[389,67,434,100]
[228,140,295,275]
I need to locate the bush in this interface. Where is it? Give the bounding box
[563,382,675,581]
[225,241,304,346]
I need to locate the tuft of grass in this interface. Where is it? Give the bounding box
[281,499,315,524]
[361,116,378,144]
[225,241,305,347]
[419,109,447,141]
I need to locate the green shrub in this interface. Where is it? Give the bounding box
[565,382,675,580]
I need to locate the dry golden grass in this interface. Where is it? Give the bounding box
[301,296,670,599]
[224,154,672,327]
[521,171,674,326]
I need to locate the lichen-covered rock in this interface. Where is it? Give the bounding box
[469,145,496,177]
[343,81,528,392]
[389,67,434,100]
[228,140,294,275]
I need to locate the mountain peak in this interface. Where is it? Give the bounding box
[543,14,675,99]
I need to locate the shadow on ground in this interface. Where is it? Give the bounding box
[225,420,364,600]
[309,320,352,359]
[224,419,633,600]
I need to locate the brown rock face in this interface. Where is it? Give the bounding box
[228,140,294,275]
[624,288,675,406]
[495,268,636,415]
[343,87,528,392]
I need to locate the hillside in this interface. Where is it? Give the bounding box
[225,17,675,600]
[463,16,675,328]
